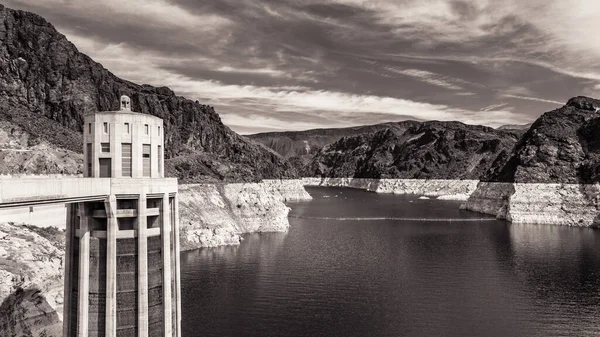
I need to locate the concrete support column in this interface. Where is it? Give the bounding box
[63,204,77,337]
[161,194,172,336]
[173,194,181,337]
[137,193,149,337]
[105,195,117,337]
[77,203,90,337]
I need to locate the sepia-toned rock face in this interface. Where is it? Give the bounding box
[302,177,479,200]
[0,120,83,175]
[301,121,520,180]
[484,96,600,184]
[0,5,296,182]
[0,223,65,337]
[464,96,600,226]
[178,180,311,249]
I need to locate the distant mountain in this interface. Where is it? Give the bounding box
[247,121,420,174]
[304,121,520,179]
[0,4,295,182]
[497,123,532,130]
[250,119,521,179]
[247,121,419,158]
[485,96,600,183]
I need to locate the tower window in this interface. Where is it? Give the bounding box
[158,126,161,136]
[124,123,130,134]
[88,123,91,134]
[142,144,151,177]
[101,143,110,153]
[158,145,162,176]
[122,143,132,177]
[144,124,149,135]
[86,143,92,177]
[103,122,108,134]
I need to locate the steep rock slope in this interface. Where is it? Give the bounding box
[464,96,600,226]
[0,120,83,174]
[0,5,295,181]
[178,183,293,249]
[305,121,520,179]
[247,121,418,158]
[485,96,600,183]
[0,223,64,337]
[247,121,418,174]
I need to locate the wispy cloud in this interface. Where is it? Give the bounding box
[383,67,464,90]
[481,103,509,112]
[3,0,597,133]
[502,94,564,105]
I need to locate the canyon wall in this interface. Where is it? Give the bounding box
[463,96,600,226]
[302,177,479,200]
[463,182,600,226]
[175,180,311,249]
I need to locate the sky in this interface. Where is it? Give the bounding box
[5,0,600,134]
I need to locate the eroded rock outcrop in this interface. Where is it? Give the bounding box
[178,182,299,249]
[302,121,519,179]
[0,223,64,337]
[0,120,83,175]
[303,177,479,200]
[261,179,313,202]
[464,96,600,226]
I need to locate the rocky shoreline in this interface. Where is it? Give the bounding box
[304,177,600,226]
[178,179,311,249]
[462,182,600,226]
[302,177,479,200]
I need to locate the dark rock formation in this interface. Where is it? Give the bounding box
[247,121,419,158]
[486,96,600,183]
[0,5,295,181]
[247,121,419,176]
[304,121,520,179]
[0,288,62,337]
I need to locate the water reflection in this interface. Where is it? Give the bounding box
[181,187,600,337]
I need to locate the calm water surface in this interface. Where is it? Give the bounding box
[181,187,600,337]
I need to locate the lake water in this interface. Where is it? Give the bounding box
[181,187,600,337]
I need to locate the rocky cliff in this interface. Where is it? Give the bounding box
[0,4,295,182]
[0,120,83,175]
[485,96,600,184]
[464,96,600,226]
[0,223,64,337]
[304,121,520,179]
[178,180,310,249]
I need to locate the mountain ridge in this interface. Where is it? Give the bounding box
[0,4,295,182]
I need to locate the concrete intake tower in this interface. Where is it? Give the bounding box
[61,95,181,337]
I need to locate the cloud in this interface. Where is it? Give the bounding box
[223,114,351,134]
[65,32,527,131]
[3,0,594,133]
[6,0,231,31]
[481,103,509,112]
[502,95,564,105]
[383,67,464,90]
